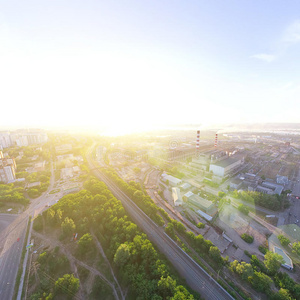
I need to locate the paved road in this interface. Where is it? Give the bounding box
[292,167,300,198]
[88,153,234,300]
[0,163,56,300]
[0,214,23,299]
[286,167,300,226]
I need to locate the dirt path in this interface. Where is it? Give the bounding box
[91,230,125,300]
[32,230,121,300]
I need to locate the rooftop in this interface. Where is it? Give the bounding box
[180,183,191,189]
[273,246,293,269]
[231,177,243,185]
[184,191,194,198]
[196,209,213,221]
[190,194,214,209]
[210,156,241,168]
[162,174,182,185]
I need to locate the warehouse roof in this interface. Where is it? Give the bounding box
[189,194,213,209]
[210,156,241,168]
[162,174,182,185]
[196,209,213,221]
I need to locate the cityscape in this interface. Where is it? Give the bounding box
[0,127,300,300]
[1,1,300,300]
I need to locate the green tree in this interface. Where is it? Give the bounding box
[165,223,175,239]
[241,233,254,243]
[77,233,93,255]
[172,285,194,300]
[157,276,176,298]
[278,235,290,247]
[114,243,131,267]
[235,261,253,281]
[292,242,300,256]
[46,209,56,226]
[249,271,273,292]
[218,191,226,198]
[196,222,205,229]
[264,251,285,274]
[209,246,223,266]
[54,274,79,298]
[61,217,75,237]
[272,288,293,300]
[38,252,48,265]
[238,204,249,215]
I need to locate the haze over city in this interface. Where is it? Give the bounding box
[2,2,300,300]
[1,1,300,135]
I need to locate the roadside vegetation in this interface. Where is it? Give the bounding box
[231,190,289,211]
[0,183,29,206]
[230,251,300,299]
[32,177,199,300]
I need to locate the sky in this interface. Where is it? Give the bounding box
[0,1,300,134]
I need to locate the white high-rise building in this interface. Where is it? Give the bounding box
[0,156,16,183]
[0,132,12,148]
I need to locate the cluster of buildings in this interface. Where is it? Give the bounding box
[230,173,285,195]
[190,149,245,178]
[0,130,48,149]
[162,173,218,221]
[0,151,16,183]
[55,144,73,153]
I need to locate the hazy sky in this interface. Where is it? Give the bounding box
[1,1,300,134]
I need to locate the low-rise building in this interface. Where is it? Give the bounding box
[180,183,191,190]
[188,194,217,216]
[161,174,182,186]
[196,209,213,221]
[258,181,284,195]
[183,191,194,199]
[230,177,243,190]
[26,181,41,188]
[276,175,289,185]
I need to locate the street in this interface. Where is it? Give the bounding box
[0,163,56,300]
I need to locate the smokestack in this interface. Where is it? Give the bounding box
[214,133,218,147]
[196,130,200,152]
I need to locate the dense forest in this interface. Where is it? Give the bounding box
[33,177,199,299]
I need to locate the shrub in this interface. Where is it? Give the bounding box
[196,222,205,229]
[241,233,254,243]
[278,235,290,246]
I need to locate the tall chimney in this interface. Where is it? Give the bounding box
[196,130,200,152]
[214,133,218,147]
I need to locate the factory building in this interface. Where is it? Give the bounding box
[209,156,243,177]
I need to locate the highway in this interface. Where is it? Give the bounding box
[88,153,234,300]
[0,163,56,300]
